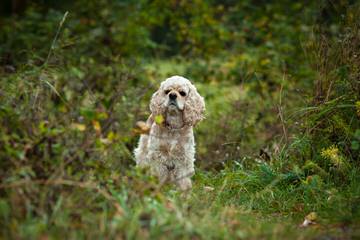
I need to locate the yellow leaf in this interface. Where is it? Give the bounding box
[59,105,67,113]
[97,112,108,120]
[92,120,101,133]
[305,212,317,221]
[300,212,317,227]
[356,101,360,117]
[107,131,116,141]
[260,58,271,66]
[71,123,86,131]
[154,115,164,125]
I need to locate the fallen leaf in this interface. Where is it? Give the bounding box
[100,138,111,145]
[204,186,215,192]
[92,120,101,134]
[300,212,317,227]
[306,212,317,221]
[71,123,86,131]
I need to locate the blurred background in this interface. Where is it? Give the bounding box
[0,0,359,238]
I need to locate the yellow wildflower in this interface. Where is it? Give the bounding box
[321,145,348,170]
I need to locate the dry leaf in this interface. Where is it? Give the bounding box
[71,123,86,131]
[204,186,215,192]
[300,212,317,227]
[134,121,150,134]
[100,138,111,145]
[92,120,101,134]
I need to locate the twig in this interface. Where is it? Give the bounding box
[221,141,241,146]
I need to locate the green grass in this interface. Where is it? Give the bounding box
[1,163,359,239]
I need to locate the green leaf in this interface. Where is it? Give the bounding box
[154,115,164,125]
[0,199,10,219]
[351,140,359,150]
[354,129,360,140]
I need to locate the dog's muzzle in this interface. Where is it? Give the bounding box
[168,99,178,108]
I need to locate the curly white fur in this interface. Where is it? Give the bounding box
[134,76,205,190]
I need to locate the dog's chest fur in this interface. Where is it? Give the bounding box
[149,124,195,168]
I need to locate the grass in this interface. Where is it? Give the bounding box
[0,55,358,239]
[1,162,359,239]
[0,56,358,239]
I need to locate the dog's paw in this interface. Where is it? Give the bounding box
[177,177,192,191]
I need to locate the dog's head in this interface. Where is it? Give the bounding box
[150,76,205,128]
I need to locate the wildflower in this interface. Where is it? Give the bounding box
[321,145,349,171]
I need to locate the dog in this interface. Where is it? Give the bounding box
[134,76,205,190]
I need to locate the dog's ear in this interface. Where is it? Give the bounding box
[183,83,205,126]
[150,88,165,118]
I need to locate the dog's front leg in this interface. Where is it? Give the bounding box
[176,177,192,191]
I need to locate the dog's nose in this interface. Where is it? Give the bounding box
[169,93,177,100]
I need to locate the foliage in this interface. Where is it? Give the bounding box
[288,3,360,178]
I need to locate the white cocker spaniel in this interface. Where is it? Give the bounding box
[134,76,205,190]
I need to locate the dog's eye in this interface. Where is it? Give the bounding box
[179,91,186,96]
[164,90,170,95]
